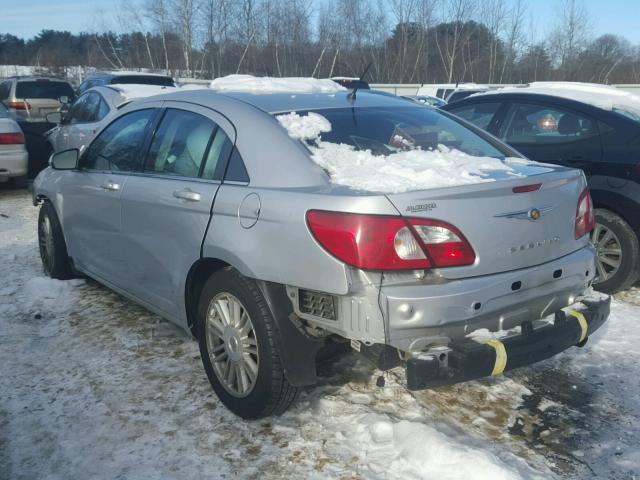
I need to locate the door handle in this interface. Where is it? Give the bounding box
[101,181,121,191]
[173,189,201,202]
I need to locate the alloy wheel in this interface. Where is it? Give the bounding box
[591,222,622,283]
[205,293,259,398]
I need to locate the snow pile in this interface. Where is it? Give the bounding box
[20,276,85,314]
[209,74,346,93]
[111,84,179,101]
[481,82,640,117]
[277,111,520,193]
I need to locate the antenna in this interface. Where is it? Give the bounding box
[347,62,372,101]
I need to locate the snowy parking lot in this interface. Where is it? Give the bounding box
[1,187,639,480]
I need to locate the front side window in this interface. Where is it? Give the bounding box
[144,109,215,178]
[82,109,155,172]
[297,106,508,159]
[82,92,102,123]
[500,103,598,145]
[448,102,502,131]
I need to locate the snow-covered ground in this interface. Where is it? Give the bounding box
[1,187,639,480]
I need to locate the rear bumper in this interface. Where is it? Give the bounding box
[0,150,28,179]
[406,293,610,390]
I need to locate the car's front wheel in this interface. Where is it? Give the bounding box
[197,268,300,418]
[591,208,639,294]
[38,202,73,279]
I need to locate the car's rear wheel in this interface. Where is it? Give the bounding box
[38,202,73,279]
[197,268,300,418]
[591,209,639,294]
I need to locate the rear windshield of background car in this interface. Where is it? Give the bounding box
[110,76,175,87]
[16,81,75,99]
[302,106,509,159]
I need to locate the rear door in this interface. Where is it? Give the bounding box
[118,102,235,320]
[497,101,603,173]
[62,107,159,284]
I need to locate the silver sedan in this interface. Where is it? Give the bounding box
[33,84,609,418]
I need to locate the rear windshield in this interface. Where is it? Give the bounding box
[110,75,175,87]
[301,106,508,159]
[16,80,75,99]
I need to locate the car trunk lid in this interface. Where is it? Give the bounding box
[385,163,589,278]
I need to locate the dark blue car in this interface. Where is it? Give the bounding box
[443,83,640,293]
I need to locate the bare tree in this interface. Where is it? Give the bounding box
[434,0,476,83]
[549,0,591,80]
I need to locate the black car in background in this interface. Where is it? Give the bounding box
[76,71,176,96]
[443,84,640,293]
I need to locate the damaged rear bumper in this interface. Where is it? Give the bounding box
[405,293,610,390]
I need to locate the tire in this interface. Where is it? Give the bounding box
[197,268,300,418]
[38,202,73,280]
[591,208,640,294]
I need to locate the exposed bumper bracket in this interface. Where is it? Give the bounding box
[406,294,610,391]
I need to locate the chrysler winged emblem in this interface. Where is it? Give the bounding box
[494,204,556,221]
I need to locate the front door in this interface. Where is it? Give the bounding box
[62,107,158,284]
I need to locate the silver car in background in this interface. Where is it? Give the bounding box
[0,102,28,187]
[44,84,179,155]
[33,85,610,418]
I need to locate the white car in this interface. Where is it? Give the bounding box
[0,102,28,187]
[45,84,179,154]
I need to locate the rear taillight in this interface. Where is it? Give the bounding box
[0,132,25,145]
[7,101,30,111]
[575,189,595,239]
[306,210,475,271]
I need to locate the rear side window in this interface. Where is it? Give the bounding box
[144,109,215,178]
[110,75,175,87]
[500,103,598,145]
[448,102,502,131]
[15,80,74,99]
[224,147,249,182]
[202,128,233,180]
[82,109,155,172]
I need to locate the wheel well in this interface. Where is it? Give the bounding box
[184,258,231,338]
[592,200,640,237]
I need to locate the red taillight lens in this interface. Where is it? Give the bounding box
[7,101,30,111]
[512,183,542,193]
[408,219,476,267]
[575,189,595,239]
[306,210,475,271]
[0,132,25,145]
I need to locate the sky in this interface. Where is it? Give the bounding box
[1,0,639,44]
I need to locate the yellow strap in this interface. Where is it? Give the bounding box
[568,310,588,343]
[485,339,507,376]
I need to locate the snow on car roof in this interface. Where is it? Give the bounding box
[476,81,640,118]
[105,84,180,102]
[209,75,346,94]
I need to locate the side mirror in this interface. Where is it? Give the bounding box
[46,111,62,124]
[51,149,79,170]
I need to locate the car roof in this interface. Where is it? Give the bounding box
[7,76,69,83]
[202,89,409,113]
[470,82,640,115]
